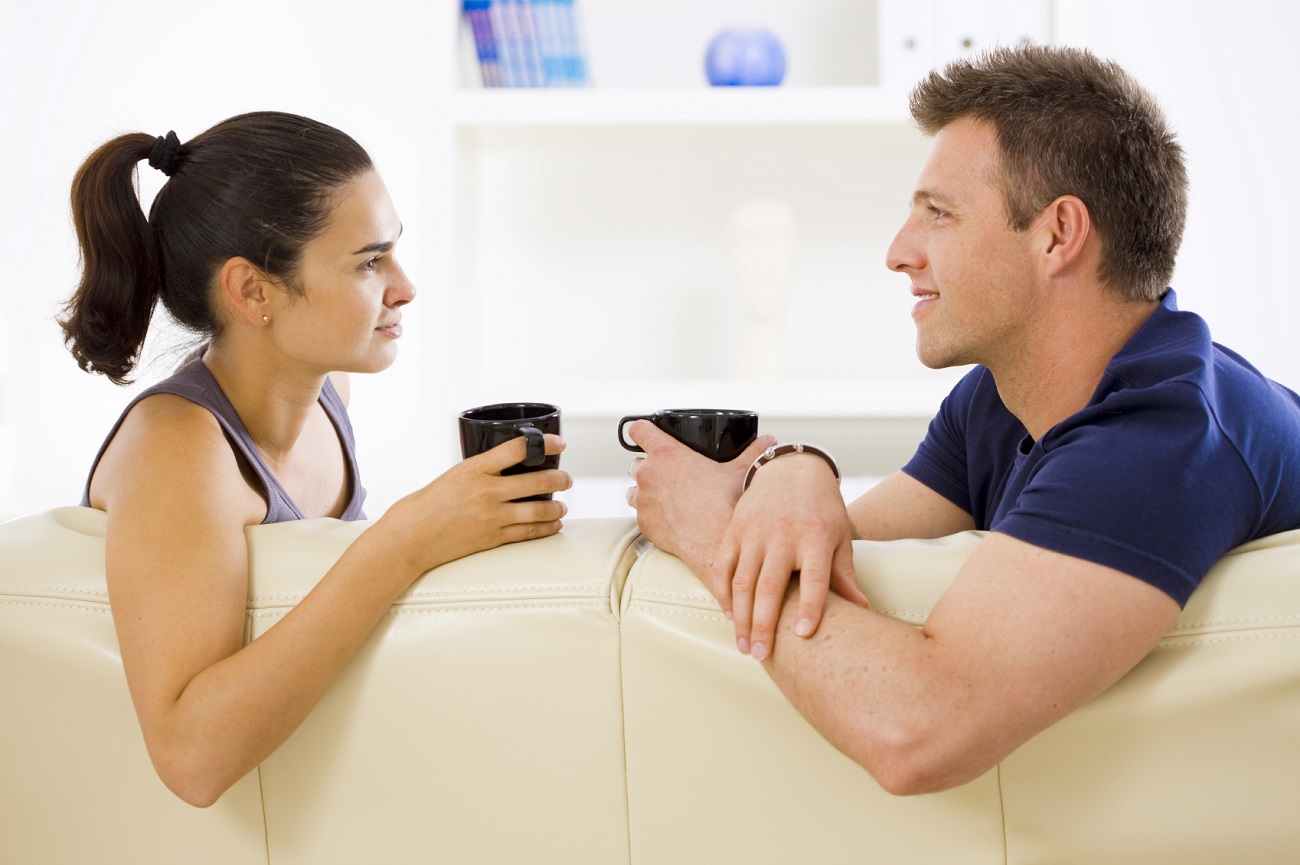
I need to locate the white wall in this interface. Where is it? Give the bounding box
[1054,0,1300,385]
[3,0,1299,519]
[0,0,451,518]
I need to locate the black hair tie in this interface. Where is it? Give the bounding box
[148,130,182,176]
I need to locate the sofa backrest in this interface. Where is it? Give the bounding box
[4,507,1300,864]
[0,507,267,863]
[620,536,1005,864]
[622,530,1300,864]
[244,515,640,864]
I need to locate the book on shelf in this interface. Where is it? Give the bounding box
[536,0,589,86]
[462,0,503,87]
[462,0,590,88]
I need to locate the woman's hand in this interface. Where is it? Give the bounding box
[381,434,572,574]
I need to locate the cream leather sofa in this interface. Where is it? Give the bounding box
[3,506,1299,864]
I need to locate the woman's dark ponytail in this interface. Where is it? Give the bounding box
[59,112,373,386]
[60,133,164,384]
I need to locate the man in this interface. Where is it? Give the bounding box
[625,44,1300,796]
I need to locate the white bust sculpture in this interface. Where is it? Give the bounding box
[724,197,797,379]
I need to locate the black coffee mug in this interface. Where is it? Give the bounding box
[459,402,562,501]
[618,408,758,463]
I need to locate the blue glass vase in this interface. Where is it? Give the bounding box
[705,27,787,87]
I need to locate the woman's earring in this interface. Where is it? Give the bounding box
[262,315,270,324]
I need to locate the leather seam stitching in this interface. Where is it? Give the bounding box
[0,600,111,613]
[1151,631,1300,650]
[247,601,608,619]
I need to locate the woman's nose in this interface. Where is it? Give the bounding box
[387,262,416,307]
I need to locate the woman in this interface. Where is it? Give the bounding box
[60,112,571,807]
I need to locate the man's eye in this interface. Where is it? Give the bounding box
[927,204,947,219]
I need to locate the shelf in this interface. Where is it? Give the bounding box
[435,13,947,494]
[451,86,915,128]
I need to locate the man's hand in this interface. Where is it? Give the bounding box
[626,421,775,577]
[713,454,869,661]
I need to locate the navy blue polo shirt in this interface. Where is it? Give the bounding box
[903,291,1300,605]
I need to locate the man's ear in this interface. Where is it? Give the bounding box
[1036,194,1093,279]
[215,257,273,326]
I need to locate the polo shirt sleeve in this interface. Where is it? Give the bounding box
[903,372,980,515]
[904,367,1025,526]
[994,381,1260,606]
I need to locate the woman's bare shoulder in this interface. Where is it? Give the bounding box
[89,393,266,524]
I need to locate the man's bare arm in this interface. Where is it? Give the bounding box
[847,470,976,541]
[761,532,1181,795]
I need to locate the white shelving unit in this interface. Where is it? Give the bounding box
[422,1,973,487]
[450,85,916,127]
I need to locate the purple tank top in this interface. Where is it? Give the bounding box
[81,354,367,523]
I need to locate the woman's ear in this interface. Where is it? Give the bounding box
[215,257,273,326]
[1035,195,1094,279]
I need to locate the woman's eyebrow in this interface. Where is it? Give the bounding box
[352,240,394,255]
[351,223,405,256]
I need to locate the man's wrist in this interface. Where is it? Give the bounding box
[742,442,841,493]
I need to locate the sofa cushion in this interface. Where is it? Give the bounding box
[999,528,1300,865]
[245,515,642,865]
[619,528,1300,865]
[0,507,267,864]
[0,508,643,865]
[618,534,1006,865]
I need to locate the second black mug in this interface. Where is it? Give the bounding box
[618,408,758,463]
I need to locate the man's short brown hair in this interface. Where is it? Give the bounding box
[910,44,1187,302]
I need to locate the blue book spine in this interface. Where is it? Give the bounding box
[532,0,566,85]
[511,0,547,87]
[489,0,524,86]
[553,0,589,86]
[462,0,503,88]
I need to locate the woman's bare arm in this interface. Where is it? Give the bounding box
[94,395,567,806]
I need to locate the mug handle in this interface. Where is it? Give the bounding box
[617,415,654,452]
[519,425,546,467]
